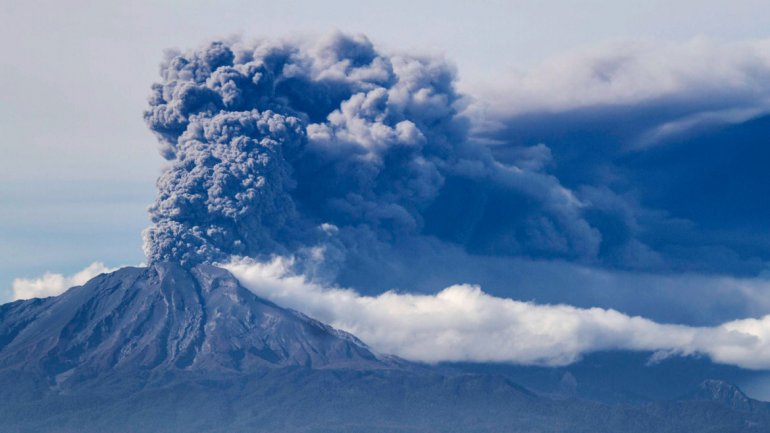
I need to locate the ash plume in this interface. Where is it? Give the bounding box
[143,33,597,270]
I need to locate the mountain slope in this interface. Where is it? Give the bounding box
[1,264,770,433]
[0,263,390,384]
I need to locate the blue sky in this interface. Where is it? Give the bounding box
[3,0,770,312]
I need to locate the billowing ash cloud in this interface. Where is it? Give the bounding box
[144,108,306,265]
[143,33,597,269]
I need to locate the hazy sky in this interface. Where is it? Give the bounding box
[3,0,770,300]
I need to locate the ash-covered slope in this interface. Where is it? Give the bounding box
[2,265,770,433]
[0,263,390,382]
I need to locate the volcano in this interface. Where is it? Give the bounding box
[0,263,391,377]
[2,264,770,432]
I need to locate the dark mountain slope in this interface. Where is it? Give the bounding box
[1,264,769,433]
[0,263,391,383]
[445,351,764,403]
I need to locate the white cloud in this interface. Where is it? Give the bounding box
[468,37,770,127]
[225,256,770,370]
[11,262,117,301]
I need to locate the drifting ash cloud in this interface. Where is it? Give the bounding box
[226,256,770,370]
[466,37,770,276]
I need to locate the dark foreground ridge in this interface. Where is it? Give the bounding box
[1,264,769,432]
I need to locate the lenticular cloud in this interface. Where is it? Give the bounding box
[143,32,598,269]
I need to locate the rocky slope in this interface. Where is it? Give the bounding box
[0,263,391,380]
[1,264,769,433]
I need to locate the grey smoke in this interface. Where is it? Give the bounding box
[143,32,596,270]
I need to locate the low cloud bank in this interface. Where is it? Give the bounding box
[10,259,770,370]
[11,262,116,301]
[225,257,770,370]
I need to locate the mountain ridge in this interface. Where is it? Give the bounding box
[2,264,770,432]
[0,263,396,384]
